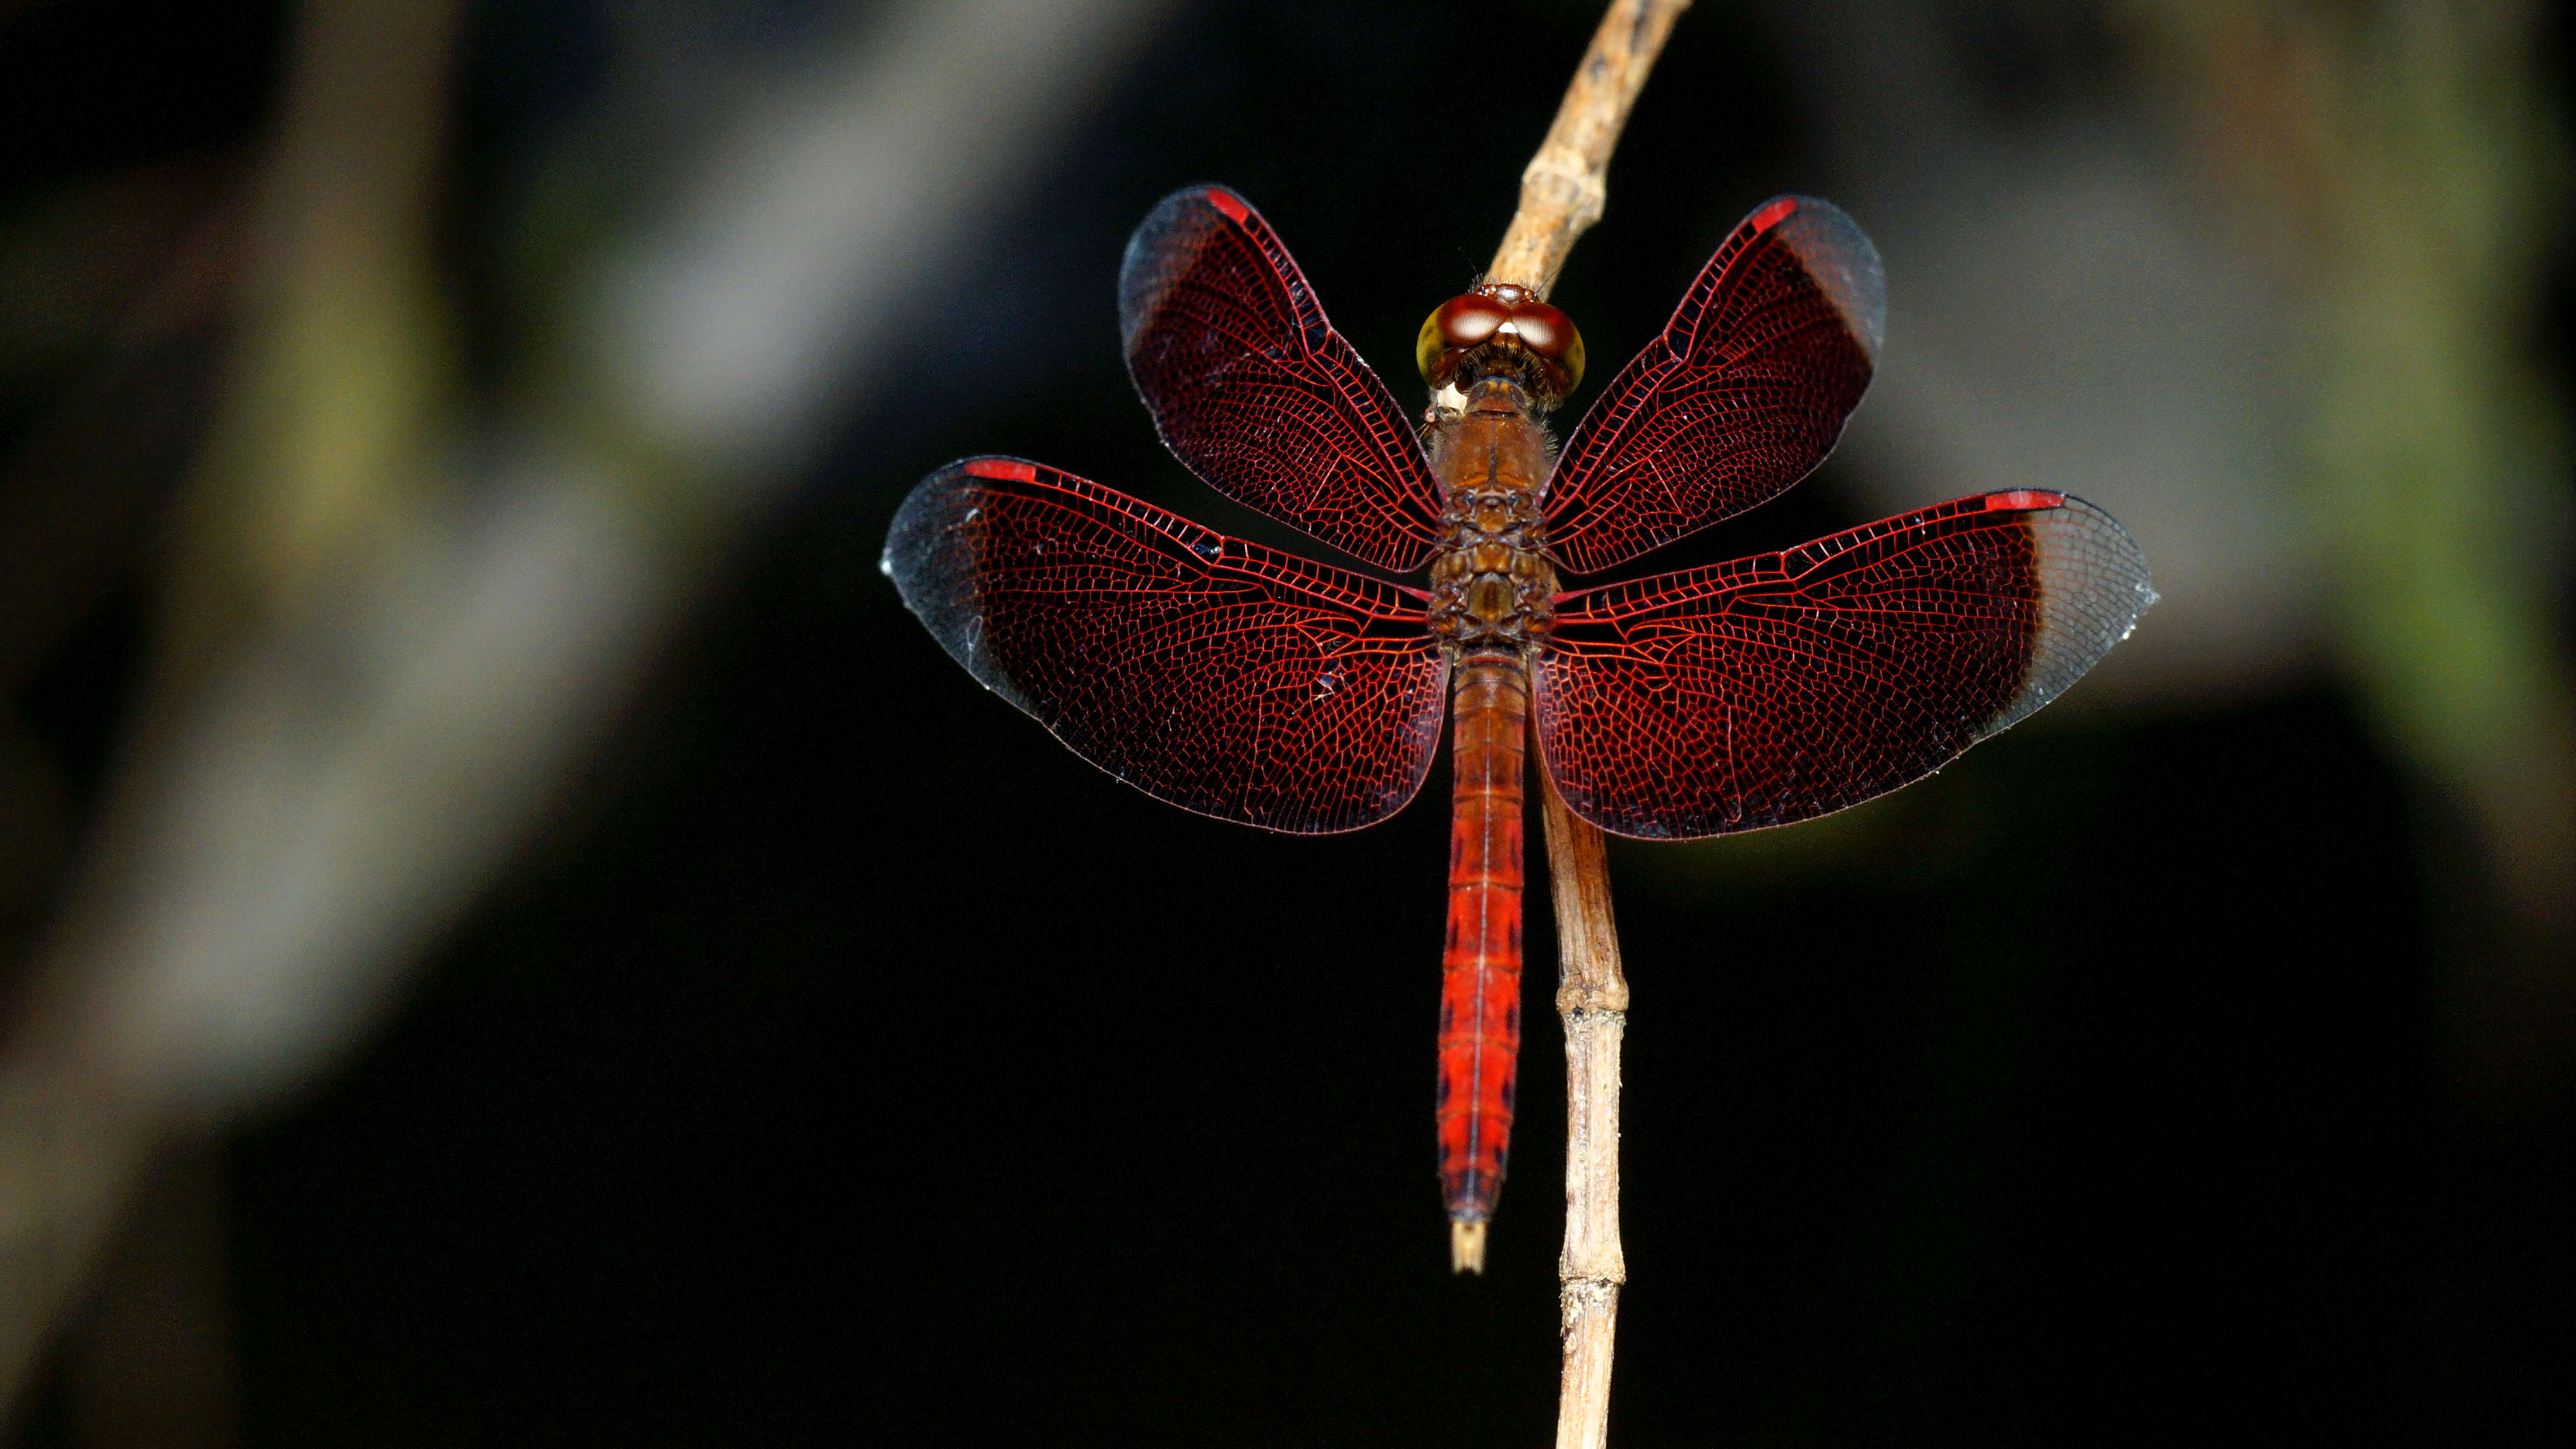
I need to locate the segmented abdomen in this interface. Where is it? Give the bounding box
[1437,658,1528,1232]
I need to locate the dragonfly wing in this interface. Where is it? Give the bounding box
[1120,185,1446,573]
[1543,195,1883,576]
[1534,492,2152,838]
[886,457,1449,834]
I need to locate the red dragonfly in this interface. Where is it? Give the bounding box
[885,185,2151,1271]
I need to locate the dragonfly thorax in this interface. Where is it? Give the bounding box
[1427,378,1557,655]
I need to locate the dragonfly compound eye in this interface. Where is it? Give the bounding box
[1501,299,1584,397]
[1414,289,1585,401]
[1417,293,1510,385]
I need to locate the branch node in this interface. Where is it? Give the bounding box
[1557,985,1631,1017]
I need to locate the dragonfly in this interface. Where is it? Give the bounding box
[885,185,2152,1272]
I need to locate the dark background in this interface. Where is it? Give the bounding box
[3,0,2569,1443]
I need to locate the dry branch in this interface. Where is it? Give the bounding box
[1488,5,1687,1445]
[1537,773,1631,1449]
[1485,0,1693,297]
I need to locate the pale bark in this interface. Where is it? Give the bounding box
[1539,775,1631,1449]
[1485,0,1695,297]
[1487,5,1686,1443]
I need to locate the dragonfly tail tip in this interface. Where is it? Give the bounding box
[1450,1220,1488,1275]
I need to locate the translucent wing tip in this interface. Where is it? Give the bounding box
[1990,493,2155,732]
[1118,183,1251,351]
[884,457,1025,707]
[1762,195,1886,361]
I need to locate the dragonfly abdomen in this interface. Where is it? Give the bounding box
[1437,656,1528,1273]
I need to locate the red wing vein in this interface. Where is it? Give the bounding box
[885,457,1449,834]
[1544,195,1886,576]
[1119,185,1443,573]
[1535,493,2151,838]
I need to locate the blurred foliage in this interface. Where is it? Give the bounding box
[2133,1,2574,939]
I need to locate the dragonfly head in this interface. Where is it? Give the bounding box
[1416,282,1584,407]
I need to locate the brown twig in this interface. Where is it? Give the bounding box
[1487,3,1685,1445]
[1486,0,1692,297]
[1537,773,1631,1449]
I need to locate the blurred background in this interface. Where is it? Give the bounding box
[0,0,2567,1443]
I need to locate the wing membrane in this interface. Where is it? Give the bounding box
[1120,185,1445,573]
[1543,195,1884,576]
[1535,492,2152,838]
[885,457,1449,833]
